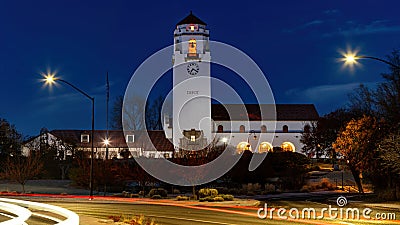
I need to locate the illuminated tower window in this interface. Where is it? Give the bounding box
[188,39,197,57]
[191,135,196,142]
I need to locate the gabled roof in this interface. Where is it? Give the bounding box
[177,11,206,26]
[211,104,319,121]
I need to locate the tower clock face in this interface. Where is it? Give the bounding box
[187,62,199,75]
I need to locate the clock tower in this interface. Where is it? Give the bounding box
[172,12,211,150]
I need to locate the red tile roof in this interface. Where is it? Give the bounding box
[211,104,319,121]
[49,130,174,151]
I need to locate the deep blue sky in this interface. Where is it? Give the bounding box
[1,0,400,136]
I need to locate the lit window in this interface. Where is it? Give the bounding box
[259,142,273,153]
[81,134,89,143]
[236,142,251,154]
[126,135,134,143]
[188,39,197,56]
[190,25,195,31]
[281,142,295,152]
[190,135,196,142]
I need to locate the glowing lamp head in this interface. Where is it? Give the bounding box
[345,54,357,64]
[44,74,56,85]
[103,138,110,146]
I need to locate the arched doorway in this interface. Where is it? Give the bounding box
[258,142,273,153]
[236,142,251,154]
[281,142,295,152]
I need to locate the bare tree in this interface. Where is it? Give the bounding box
[0,153,43,193]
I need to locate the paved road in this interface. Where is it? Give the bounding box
[30,198,328,225]
[2,197,399,225]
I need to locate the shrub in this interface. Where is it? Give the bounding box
[318,178,336,190]
[310,165,321,171]
[221,194,234,201]
[112,193,124,197]
[173,189,181,194]
[151,194,162,199]
[302,178,336,192]
[198,188,218,198]
[199,196,215,202]
[176,196,190,201]
[130,193,140,198]
[300,185,314,192]
[148,188,167,197]
[213,196,224,202]
[264,184,275,193]
[108,215,121,222]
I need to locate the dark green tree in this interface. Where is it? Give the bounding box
[0,119,23,158]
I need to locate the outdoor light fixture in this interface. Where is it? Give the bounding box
[42,71,95,200]
[341,49,400,70]
[103,138,110,146]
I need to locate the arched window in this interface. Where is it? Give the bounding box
[236,142,251,154]
[239,125,245,133]
[258,142,273,153]
[283,125,288,133]
[188,39,197,56]
[281,142,295,152]
[217,125,223,133]
[261,125,267,133]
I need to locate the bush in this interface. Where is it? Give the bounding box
[317,178,336,190]
[213,196,224,202]
[173,189,181,194]
[148,188,167,197]
[176,196,190,201]
[221,194,234,201]
[309,165,321,171]
[302,178,336,192]
[122,191,131,197]
[300,185,313,192]
[151,194,162,199]
[130,193,140,198]
[198,188,218,198]
[264,183,275,193]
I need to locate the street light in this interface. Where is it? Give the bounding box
[342,51,400,70]
[43,73,95,200]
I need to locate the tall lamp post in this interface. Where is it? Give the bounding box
[342,51,400,70]
[44,73,95,200]
[341,50,400,191]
